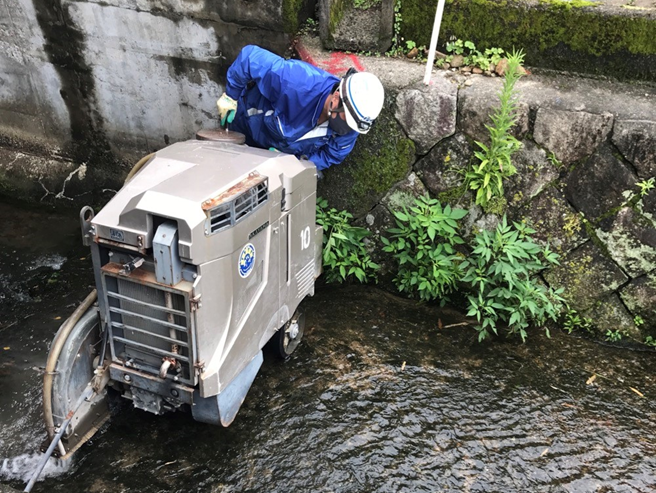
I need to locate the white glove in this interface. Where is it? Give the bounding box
[217,93,238,126]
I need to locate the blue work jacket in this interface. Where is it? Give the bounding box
[225,45,359,171]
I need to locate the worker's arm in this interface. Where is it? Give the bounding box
[226,45,299,102]
[304,134,358,171]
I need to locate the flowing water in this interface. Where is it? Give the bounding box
[0,201,654,493]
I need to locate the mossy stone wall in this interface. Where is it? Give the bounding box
[400,0,656,81]
[318,94,416,217]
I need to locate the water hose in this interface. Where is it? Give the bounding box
[124,152,155,183]
[43,153,153,442]
[26,386,95,492]
[33,152,156,489]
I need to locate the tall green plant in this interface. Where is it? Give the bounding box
[382,195,467,302]
[466,50,525,209]
[460,217,564,342]
[316,198,379,283]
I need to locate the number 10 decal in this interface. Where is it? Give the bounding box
[300,226,311,250]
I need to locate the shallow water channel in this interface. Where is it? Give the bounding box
[0,201,655,493]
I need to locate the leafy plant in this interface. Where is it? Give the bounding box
[465,49,525,209]
[644,336,656,347]
[316,198,379,283]
[563,309,593,334]
[446,39,466,56]
[443,39,505,71]
[382,195,467,302]
[388,0,404,56]
[406,40,416,51]
[547,152,562,167]
[460,217,564,342]
[353,0,382,9]
[634,315,645,327]
[637,178,655,197]
[297,17,318,36]
[605,329,623,342]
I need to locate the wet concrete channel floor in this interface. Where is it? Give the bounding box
[0,201,655,492]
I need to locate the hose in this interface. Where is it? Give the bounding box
[124,152,155,183]
[26,386,95,492]
[42,289,98,441]
[43,153,153,441]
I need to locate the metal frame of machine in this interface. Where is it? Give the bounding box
[38,139,323,471]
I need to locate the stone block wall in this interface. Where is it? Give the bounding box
[318,0,394,52]
[309,41,656,340]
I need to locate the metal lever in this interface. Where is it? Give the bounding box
[119,257,144,276]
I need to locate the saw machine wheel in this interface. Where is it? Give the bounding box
[270,309,305,360]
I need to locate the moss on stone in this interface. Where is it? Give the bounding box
[349,132,415,200]
[483,195,507,216]
[282,0,307,33]
[328,0,348,38]
[437,183,468,205]
[400,0,656,80]
[353,0,382,9]
[318,98,416,217]
[538,0,596,9]
[581,217,612,258]
[562,210,583,238]
[385,189,418,212]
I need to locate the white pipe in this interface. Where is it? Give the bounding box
[423,0,447,85]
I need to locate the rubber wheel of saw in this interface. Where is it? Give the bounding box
[272,310,305,360]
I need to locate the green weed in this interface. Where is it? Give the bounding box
[465,49,525,208]
[316,198,379,284]
[461,217,564,342]
[382,195,467,303]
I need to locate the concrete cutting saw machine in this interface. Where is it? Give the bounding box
[30,136,322,488]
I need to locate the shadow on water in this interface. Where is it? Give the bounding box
[1,202,655,493]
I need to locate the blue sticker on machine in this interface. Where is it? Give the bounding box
[110,228,125,242]
[238,243,256,278]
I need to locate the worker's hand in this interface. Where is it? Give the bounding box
[217,93,238,127]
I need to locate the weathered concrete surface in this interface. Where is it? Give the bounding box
[318,0,394,52]
[395,77,457,154]
[0,0,309,173]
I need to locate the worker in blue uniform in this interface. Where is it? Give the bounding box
[217,45,385,172]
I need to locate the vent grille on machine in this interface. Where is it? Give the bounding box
[208,180,268,234]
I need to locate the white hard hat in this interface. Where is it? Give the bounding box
[339,72,384,134]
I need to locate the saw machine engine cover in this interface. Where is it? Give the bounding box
[46,139,323,454]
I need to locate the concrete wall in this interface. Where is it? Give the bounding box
[0,0,311,170]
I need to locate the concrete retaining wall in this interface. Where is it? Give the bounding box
[0,0,313,193]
